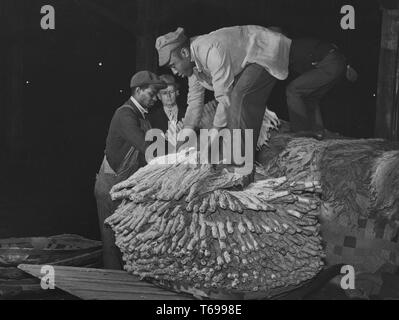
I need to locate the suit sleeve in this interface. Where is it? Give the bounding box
[118,109,149,154]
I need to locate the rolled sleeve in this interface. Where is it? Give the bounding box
[206,44,234,128]
[183,75,206,129]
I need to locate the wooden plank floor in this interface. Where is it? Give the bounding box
[18,264,195,300]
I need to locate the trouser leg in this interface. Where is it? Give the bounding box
[314,105,324,131]
[305,98,324,131]
[94,173,123,270]
[287,82,311,132]
[228,63,277,158]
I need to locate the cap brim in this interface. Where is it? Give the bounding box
[158,51,170,67]
[149,81,167,89]
[158,44,179,67]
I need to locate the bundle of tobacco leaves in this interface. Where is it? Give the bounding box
[106,150,325,299]
[257,131,399,274]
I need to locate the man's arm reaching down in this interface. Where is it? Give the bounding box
[207,43,235,129]
[183,75,206,129]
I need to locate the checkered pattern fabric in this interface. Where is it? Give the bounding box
[322,217,399,273]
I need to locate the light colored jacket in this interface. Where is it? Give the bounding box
[183,25,292,129]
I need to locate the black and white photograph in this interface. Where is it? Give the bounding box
[1,0,399,305]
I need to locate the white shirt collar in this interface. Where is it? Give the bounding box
[130,96,148,118]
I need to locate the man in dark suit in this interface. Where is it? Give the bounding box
[148,74,185,147]
[94,71,166,269]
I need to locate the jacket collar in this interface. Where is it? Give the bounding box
[129,96,148,119]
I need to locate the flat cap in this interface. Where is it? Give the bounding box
[159,74,179,89]
[155,27,188,67]
[130,71,166,89]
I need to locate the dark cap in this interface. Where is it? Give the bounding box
[130,71,167,89]
[159,74,179,89]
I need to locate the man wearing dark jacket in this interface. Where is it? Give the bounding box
[287,38,350,139]
[94,71,166,269]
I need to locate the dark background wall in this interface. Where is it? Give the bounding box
[0,0,382,240]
